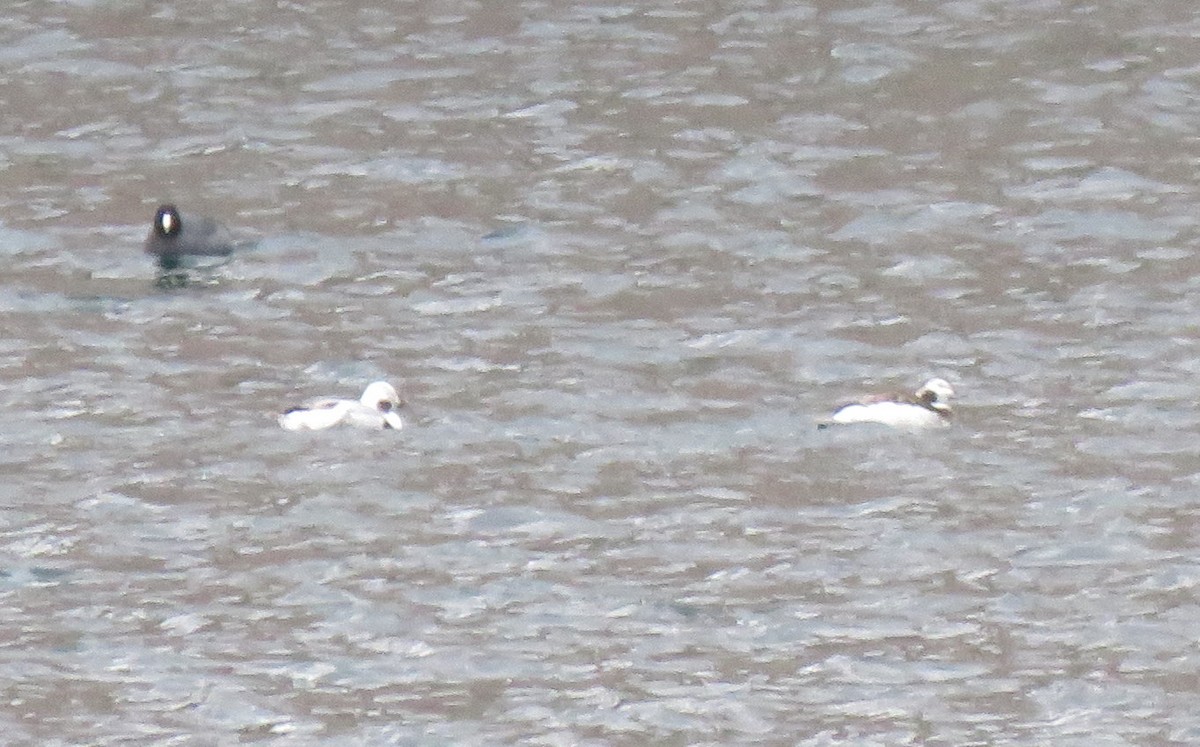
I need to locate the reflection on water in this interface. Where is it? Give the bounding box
[2,0,1200,743]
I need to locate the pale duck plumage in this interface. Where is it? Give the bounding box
[823,378,954,430]
[279,381,403,431]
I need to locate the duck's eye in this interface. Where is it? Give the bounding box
[378,401,392,412]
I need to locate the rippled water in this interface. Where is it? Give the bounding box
[3,1,1200,744]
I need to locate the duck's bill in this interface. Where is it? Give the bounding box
[383,412,404,430]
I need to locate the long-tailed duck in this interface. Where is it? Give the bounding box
[279,381,404,431]
[821,378,955,430]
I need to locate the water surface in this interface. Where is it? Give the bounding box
[2,1,1200,744]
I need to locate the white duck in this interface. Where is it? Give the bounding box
[822,378,955,430]
[279,381,403,431]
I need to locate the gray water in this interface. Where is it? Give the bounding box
[2,1,1200,744]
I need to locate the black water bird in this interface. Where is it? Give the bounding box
[144,204,248,280]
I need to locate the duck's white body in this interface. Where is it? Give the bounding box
[279,381,403,431]
[826,378,954,430]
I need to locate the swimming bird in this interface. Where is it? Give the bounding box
[144,203,245,275]
[820,378,955,430]
[279,381,404,431]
